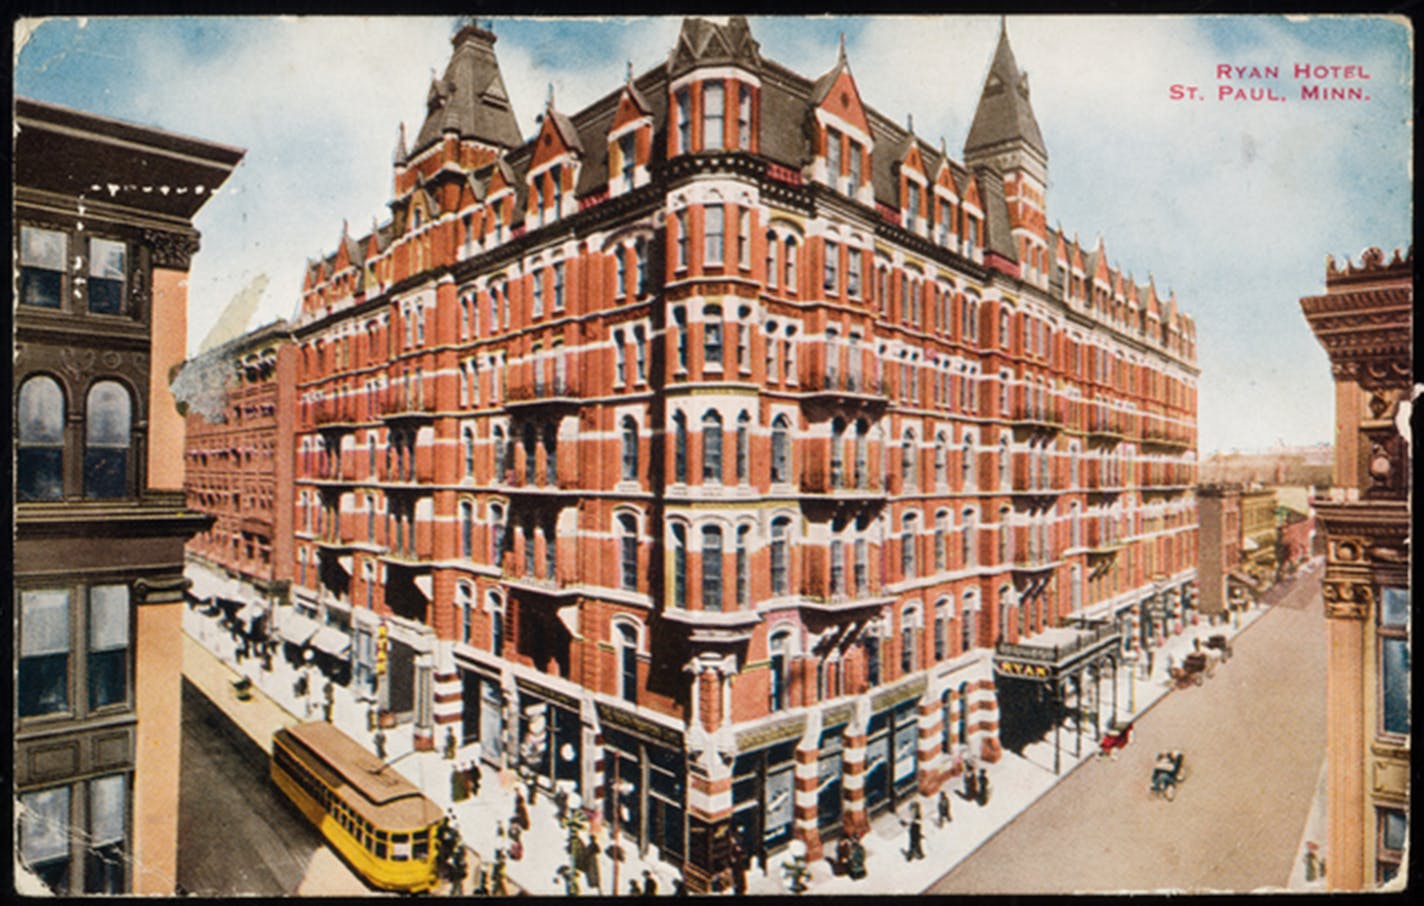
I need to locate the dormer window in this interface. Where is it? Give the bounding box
[849,143,863,192]
[619,133,635,186]
[704,83,725,149]
[906,182,921,227]
[966,216,980,249]
[738,86,753,148]
[827,127,842,186]
[549,165,563,218]
[676,90,691,153]
[412,208,423,230]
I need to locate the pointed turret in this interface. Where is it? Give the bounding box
[393,122,409,165]
[965,19,1047,163]
[412,22,522,156]
[668,16,762,79]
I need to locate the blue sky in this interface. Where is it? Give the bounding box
[14,15,1413,455]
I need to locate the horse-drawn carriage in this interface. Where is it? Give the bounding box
[1170,651,1212,688]
[1204,633,1232,661]
[1098,720,1134,758]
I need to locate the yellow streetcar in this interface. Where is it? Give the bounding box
[271,721,443,893]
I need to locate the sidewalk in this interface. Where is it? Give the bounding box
[181,567,1299,896]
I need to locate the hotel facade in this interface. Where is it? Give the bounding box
[257,18,1197,888]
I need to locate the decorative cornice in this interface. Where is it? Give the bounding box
[1324,245,1413,285]
[1320,578,1372,620]
[143,227,202,270]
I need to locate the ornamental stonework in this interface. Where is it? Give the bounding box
[1320,578,1372,620]
[142,227,203,270]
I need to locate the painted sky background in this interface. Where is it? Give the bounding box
[14,15,1413,455]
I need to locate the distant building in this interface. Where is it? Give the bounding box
[177,320,298,645]
[1195,484,1244,616]
[1300,245,1411,890]
[1274,506,1314,577]
[1239,486,1278,586]
[13,98,243,893]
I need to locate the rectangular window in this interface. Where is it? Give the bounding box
[620,133,636,186]
[705,318,723,369]
[531,271,544,318]
[676,90,691,152]
[823,241,839,294]
[705,206,725,265]
[738,209,751,268]
[847,249,861,298]
[88,238,127,315]
[738,86,752,148]
[635,242,650,295]
[20,226,66,309]
[20,588,70,717]
[1377,807,1407,885]
[1380,587,1409,737]
[85,774,127,893]
[849,143,863,190]
[20,786,71,893]
[87,585,129,710]
[613,330,627,386]
[553,261,565,311]
[633,326,647,382]
[704,83,725,149]
[674,309,688,372]
[827,128,842,183]
[907,183,921,222]
[676,211,690,270]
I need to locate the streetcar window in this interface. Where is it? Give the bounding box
[391,832,410,861]
[374,830,388,859]
[412,831,429,861]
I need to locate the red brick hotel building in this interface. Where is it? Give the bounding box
[281,17,1197,888]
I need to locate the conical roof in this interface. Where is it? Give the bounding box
[964,21,1046,159]
[413,23,523,155]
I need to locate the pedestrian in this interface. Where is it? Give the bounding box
[578,833,602,893]
[366,704,377,732]
[672,876,688,896]
[730,837,747,894]
[847,834,867,880]
[444,728,458,760]
[937,788,953,827]
[554,786,570,824]
[1145,648,1155,678]
[833,836,851,876]
[491,851,508,896]
[902,801,925,861]
[642,870,658,896]
[452,763,468,802]
[628,878,643,896]
[322,680,334,722]
[450,846,468,896]
[508,821,523,861]
[467,759,482,797]
[976,768,991,806]
[962,765,978,802]
[512,791,530,831]
[374,729,387,760]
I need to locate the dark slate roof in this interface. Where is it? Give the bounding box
[975,168,1017,261]
[547,109,584,154]
[667,16,761,79]
[413,25,523,156]
[964,22,1046,160]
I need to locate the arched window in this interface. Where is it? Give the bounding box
[770,415,790,483]
[736,525,751,607]
[784,238,798,289]
[460,500,474,559]
[901,429,917,490]
[702,410,723,483]
[934,510,949,571]
[618,514,638,591]
[621,416,639,481]
[901,605,922,674]
[770,517,790,595]
[999,436,1011,489]
[493,425,507,482]
[962,436,975,490]
[85,381,132,499]
[672,410,690,484]
[671,524,687,608]
[1000,505,1013,563]
[934,433,948,489]
[17,376,65,501]
[934,598,951,662]
[765,232,779,289]
[458,582,474,644]
[616,622,639,703]
[488,591,505,655]
[489,504,506,567]
[769,630,791,711]
[962,507,977,568]
[854,419,869,489]
[735,411,750,483]
[961,593,978,652]
[702,525,723,612]
[901,511,919,579]
[463,427,476,478]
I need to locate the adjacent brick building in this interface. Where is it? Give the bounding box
[177,320,297,635]
[1301,246,1411,890]
[14,98,242,893]
[281,18,1197,887]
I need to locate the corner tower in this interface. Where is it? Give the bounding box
[965,20,1049,287]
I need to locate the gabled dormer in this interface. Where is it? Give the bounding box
[959,171,985,260]
[609,64,654,197]
[929,142,960,250]
[894,124,930,235]
[809,34,872,202]
[667,17,762,157]
[481,158,518,247]
[527,87,583,230]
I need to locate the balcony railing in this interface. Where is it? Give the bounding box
[379,389,435,419]
[506,373,580,407]
[802,365,889,400]
[801,460,886,497]
[313,397,362,426]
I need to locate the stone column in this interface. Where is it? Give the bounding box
[840,694,872,839]
[793,709,824,861]
[917,685,945,794]
[412,652,435,751]
[431,642,462,741]
[1322,577,1369,891]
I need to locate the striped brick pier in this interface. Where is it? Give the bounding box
[793,712,824,861]
[840,697,871,840]
[916,688,946,795]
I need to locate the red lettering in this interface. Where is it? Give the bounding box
[1216,63,1233,78]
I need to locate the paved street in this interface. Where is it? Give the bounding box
[176,679,370,896]
[930,562,1327,894]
